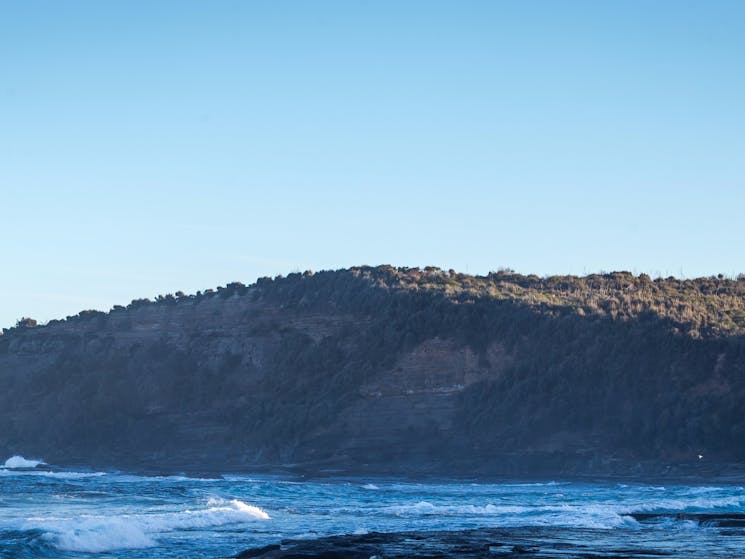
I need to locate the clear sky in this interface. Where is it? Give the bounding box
[1,1,744,328]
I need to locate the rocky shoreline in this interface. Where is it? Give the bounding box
[232,527,677,558]
[234,513,745,558]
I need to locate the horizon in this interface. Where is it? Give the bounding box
[3,1,744,328]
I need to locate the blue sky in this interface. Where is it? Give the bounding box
[1,1,744,328]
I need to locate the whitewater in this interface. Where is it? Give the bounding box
[1,457,745,558]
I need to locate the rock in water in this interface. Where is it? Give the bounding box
[234,527,680,558]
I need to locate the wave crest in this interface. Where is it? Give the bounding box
[30,498,270,552]
[3,455,45,469]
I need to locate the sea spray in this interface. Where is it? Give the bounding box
[2,473,745,558]
[30,498,270,552]
[3,455,45,469]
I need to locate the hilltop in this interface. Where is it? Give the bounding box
[1,266,744,477]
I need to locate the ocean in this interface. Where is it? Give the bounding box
[1,456,744,558]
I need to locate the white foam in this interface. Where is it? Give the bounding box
[390,500,437,515]
[29,498,270,552]
[628,495,744,513]
[108,473,221,483]
[0,469,106,479]
[362,483,379,490]
[387,501,532,516]
[680,486,735,495]
[3,455,45,469]
[380,501,642,530]
[204,497,271,520]
[499,481,566,487]
[43,517,156,553]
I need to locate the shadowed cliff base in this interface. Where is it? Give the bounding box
[1,266,745,477]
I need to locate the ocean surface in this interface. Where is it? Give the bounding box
[2,456,745,558]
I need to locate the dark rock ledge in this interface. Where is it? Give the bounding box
[234,527,679,559]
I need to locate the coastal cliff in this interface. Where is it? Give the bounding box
[1,266,745,477]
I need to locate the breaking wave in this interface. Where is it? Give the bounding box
[629,495,745,513]
[386,501,533,516]
[381,498,745,530]
[3,455,45,469]
[0,466,222,482]
[386,502,630,529]
[29,498,270,552]
[106,473,222,483]
[0,469,106,479]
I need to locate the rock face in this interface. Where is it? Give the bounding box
[234,522,745,559]
[1,266,745,476]
[235,530,562,559]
